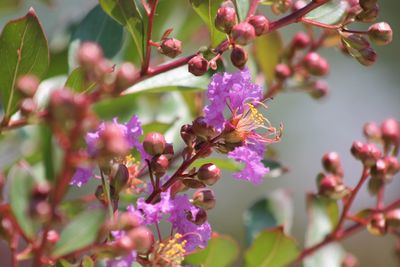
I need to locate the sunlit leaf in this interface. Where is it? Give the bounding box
[304,0,348,25]
[0,8,49,119]
[235,0,250,21]
[254,31,283,85]
[245,227,299,267]
[65,67,95,93]
[191,158,241,171]
[244,189,293,245]
[99,0,145,61]
[189,0,226,47]
[185,235,239,267]
[51,209,106,257]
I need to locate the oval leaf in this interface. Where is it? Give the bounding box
[245,228,299,267]
[65,67,95,93]
[9,163,36,238]
[99,0,145,61]
[51,209,106,257]
[254,31,283,85]
[189,0,226,47]
[235,0,250,21]
[68,5,124,70]
[0,8,49,118]
[304,0,348,25]
[184,235,239,267]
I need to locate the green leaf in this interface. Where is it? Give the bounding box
[189,0,226,47]
[304,0,349,25]
[82,256,94,267]
[142,121,175,135]
[0,8,49,118]
[262,159,287,179]
[9,163,36,238]
[51,209,106,257]
[185,235,239,267]
[40,125,55,182]
[65,67,95,93]
[191,158,241,172]
[235,0,250,21]
[99,0,145,62]
[244,189,293,245]
[245,228,299,267]
[68,5,124,69]
[254,31,283,85]
[304,194,345,267]
[0,0,22,11]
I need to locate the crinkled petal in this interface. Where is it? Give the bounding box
[70,167,94,187]
[106,252,137,267]
[228,145,269,184]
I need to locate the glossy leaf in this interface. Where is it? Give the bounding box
[65,67,95,93]
[189,0,226,47]
[235,0,250,21]
[99,0,145,61]
[244,189,293,245]
[245,228,299,267]
[305,0,348,25]
[185,235,239,267]
[0,8,49,118]
[68,5,124,69]
[51,209,106,257]
[304,194,344,267]
[9,163,36,238]
[191,158,241,172]
[254,31,283,85]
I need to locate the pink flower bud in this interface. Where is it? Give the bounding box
[363,122,381,141]
[351,141,365,159]
[386,209,400,228]
[111,164,129,193]
[274,63,292,81]
[187,208,208,225]
[231,22,256,46]
[368,22,393,46]
[303,52,329,76]
[115,63,137,93]
[248,15,270,36]
[188,55,208,76]
[230,46,248,69]
[128,226,154,253]
[197,163,221,186]
[17,75,39,97]
[20,98,37,116]
[151,154,169,176]
[310,80,329,100]
[370,159,387,180]
[380,118,400,146]
[356,47,377,66]
[292,32,311,49]
[143,132,166,156]
[181,124,196,145]
[367,213,387,236]
[215,6,237,33]
[192,188,216,210]
[78,42,104,68]
[100,123,129,157]
[322,152,343,176]
[158,38,182,58]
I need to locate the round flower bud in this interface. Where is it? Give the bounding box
[115,63,137,93]
[188,55,208,76]
[46,230,60,244]
[317,174,347,199]
[367,213,387,236]
[100,123,129,157]
[359,0,377,10]
[192,116,216,139]
[292,0,307,11]
[380,118,400,146]
[385,156,400,176]
[78,42,104,68]
[192,188,216,210]
[363,122,381,141]
[17,75,39,97]
[111,164,129,193]
[274,63,292,81]
[230,46,248,69]
[163,143,174,159]
[248,15,270,36]
[187,208,208,225]
[310,80,329,100]
[356,4,379,22]
[118,212,140,231]
[128,226,154,254]
[356,47,377,66]
[115,235,136,253]
[231,22,256,46]
[303,52,329,76]
[181,124,196,145]
[20,98,37,116]
[342,254,359,267]
[143,132,166,156]
[385,209,400,228]
[351,141,365,160]
[197,163,221,186]
[215,6,237,33]
[292,32,311,49]
[158,38,182,58]
[151,154,169,176]
[361,143,382,167]
[368,22,393,46]
[322,152,343,176]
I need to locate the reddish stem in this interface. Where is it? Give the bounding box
[247,0,260,18]
[141,0,159,75]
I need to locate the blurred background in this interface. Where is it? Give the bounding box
[0,0,399,266]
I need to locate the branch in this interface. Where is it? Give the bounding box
[141,0,159,74]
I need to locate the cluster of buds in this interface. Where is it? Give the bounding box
[367,209,400,236]
[16,74,40,117]
[351,119,400,194]
[77,42,139,95]
[317,152,349,199]
[143,132,174,178]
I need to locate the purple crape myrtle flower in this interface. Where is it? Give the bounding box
[202,68,281,185]
[70,115,146,187]
[136,190,173,225]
